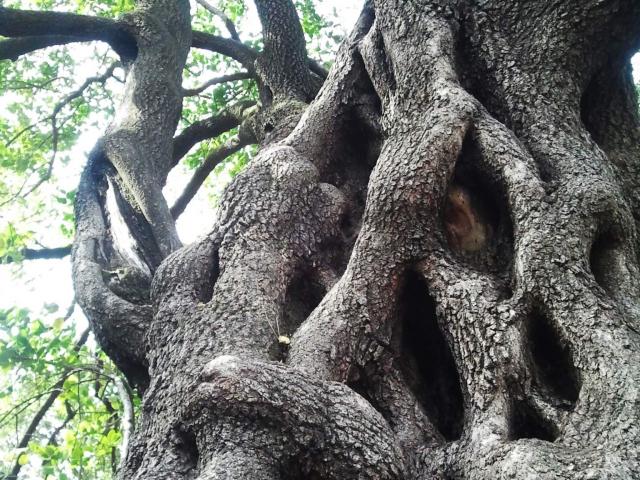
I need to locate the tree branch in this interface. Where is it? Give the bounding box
[253,0,313,101]
[0,35,83,61]
[1,245,72,264]
[0,6,136,59]
[308,57,329,79]
[72,154,152,389]
[182,71,253,97]
[0,7,265,74]
[170,137,247,219]
[46,401,76,447]
[114,375,134,471]
[195,0,241,41]
[172,101,255,165]
[1,62,119,206]
[41,62,119,193]
[191,30,258,72]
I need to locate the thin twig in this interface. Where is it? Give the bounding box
[1,62,119,205]
[114,375,134,470]
[195,0,241,40]
[182,71,252,97]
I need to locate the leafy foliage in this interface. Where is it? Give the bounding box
[0,305,135,479]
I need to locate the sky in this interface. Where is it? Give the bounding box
[0,1,639,334]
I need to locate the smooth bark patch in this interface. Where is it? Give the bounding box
[399,271,464,441]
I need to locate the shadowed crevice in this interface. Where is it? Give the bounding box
[579,59,639,151]
[271,270,327,362]
[524,309,580,409]
[346,363,388,420]
[580,58,640,237]
[322,54,383,274]
[444,132,514,277]
[589,229,625,296]
[172,426,200,474]
[398,271,464,441]
[508,399,558,442]
[197,250,220,304]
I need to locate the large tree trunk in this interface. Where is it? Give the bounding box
[61,0,640,478]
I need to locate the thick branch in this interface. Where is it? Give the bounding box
[253,0,313,101]
[171,101,255,164]
[181,356,406,479]
[96,0,192,258]
[72,154,152,389]
[191,31,257,72]
[0,7,136,59]
[0,35,81,60]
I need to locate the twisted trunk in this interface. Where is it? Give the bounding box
[67,0,640,478]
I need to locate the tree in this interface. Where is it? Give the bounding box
[1,0,640,478]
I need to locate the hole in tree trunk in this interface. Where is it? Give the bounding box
[271,270,326,362]
[172,426,199,473]
[524,309,580,409]
[444,132,514,276]
[197,250,220,304]
[589,229,626,296]
[398,271,464,441]
[508,398,558,442]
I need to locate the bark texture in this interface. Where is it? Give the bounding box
[7,0,637,477]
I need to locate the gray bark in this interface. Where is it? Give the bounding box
[7,0,636,477]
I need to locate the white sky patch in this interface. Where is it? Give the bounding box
[106,177,152,274]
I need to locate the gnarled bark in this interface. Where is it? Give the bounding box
[18,0,636,477]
